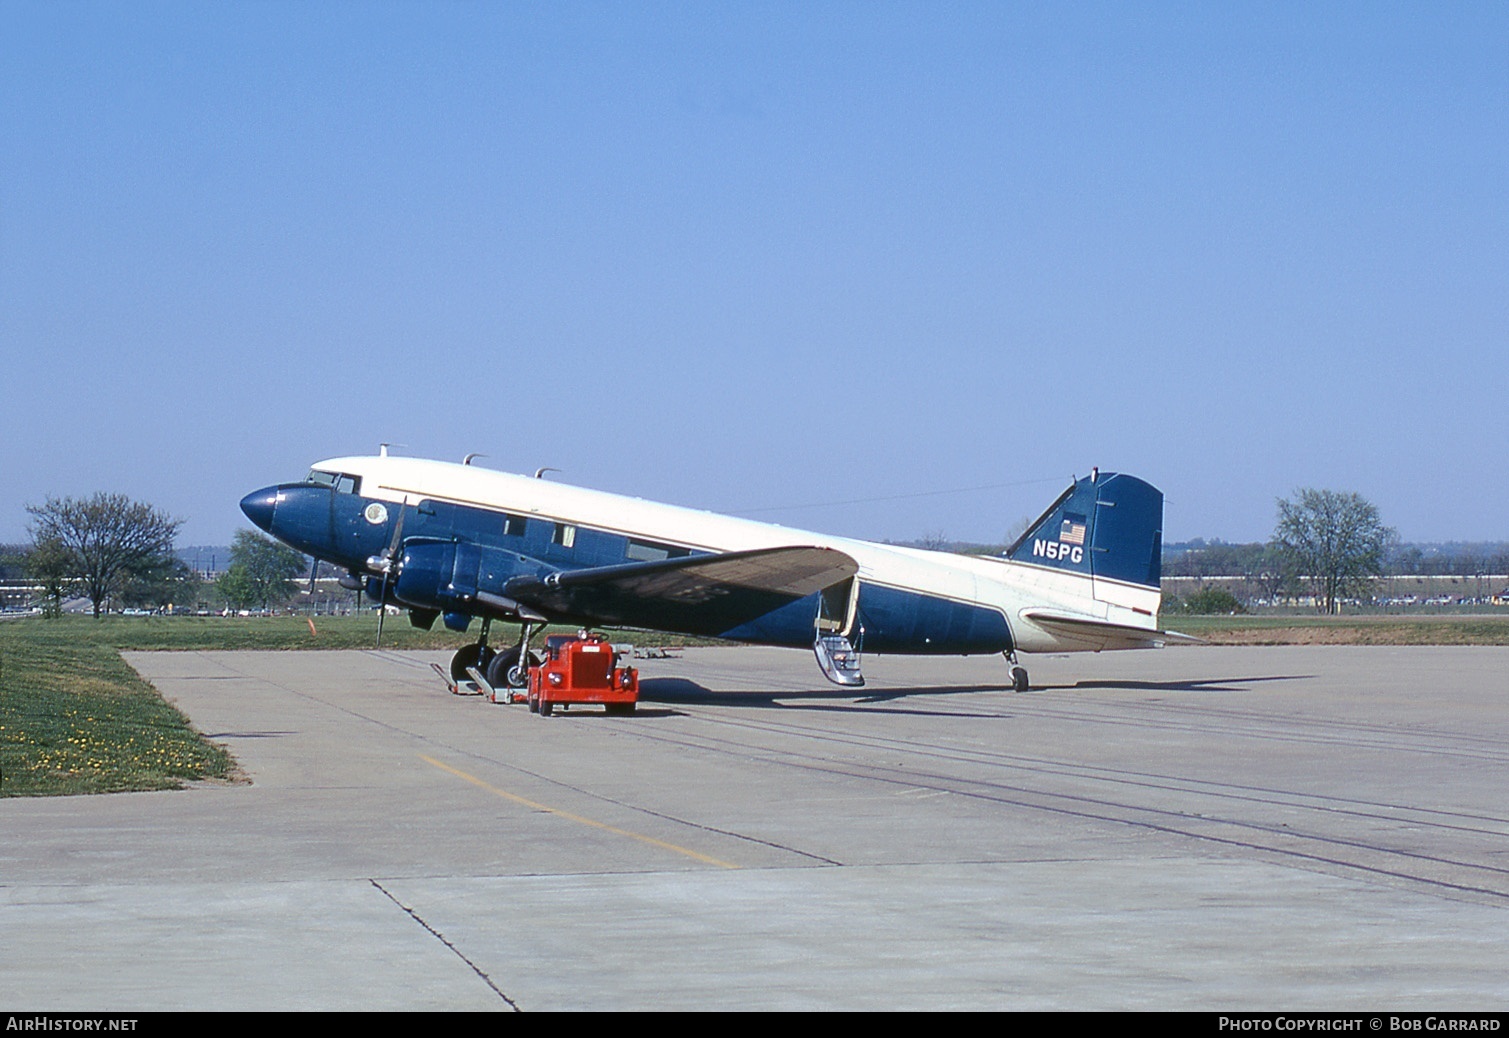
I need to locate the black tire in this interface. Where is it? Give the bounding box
[1011,666,1029,693]
[486,647,538,690]
[539,700,554,717]
[450,643,495,683]
[484,651,513,690]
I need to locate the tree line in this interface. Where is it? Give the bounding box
[6,485,1492,619]
[1166,539,1509,580]
[12,493,306,617]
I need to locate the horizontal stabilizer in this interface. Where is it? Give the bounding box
[506,546,858,636]
[1021,610,1202,650]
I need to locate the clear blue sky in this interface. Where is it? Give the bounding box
[3,2,1505,547]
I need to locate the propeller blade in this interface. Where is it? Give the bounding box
[385,502,407,557]
[375,503,406,649]
[376,571,389,648]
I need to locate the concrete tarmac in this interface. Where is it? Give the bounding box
[3,644,1509,1010]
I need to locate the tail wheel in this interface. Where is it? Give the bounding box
[1011,666,1030,693]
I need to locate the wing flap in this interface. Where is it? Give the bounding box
[506,546,858,635]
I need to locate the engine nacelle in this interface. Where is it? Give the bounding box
[391,539,556,621]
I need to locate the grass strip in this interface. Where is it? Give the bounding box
[1165,613,1509,645]
[0,630,233,797]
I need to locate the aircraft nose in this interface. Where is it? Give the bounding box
[239,487,278,532]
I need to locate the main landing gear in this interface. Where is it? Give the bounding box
[1004,650,1030,693]
[450,619,539,690]
[450,640,494,682]
[485,641,540,691]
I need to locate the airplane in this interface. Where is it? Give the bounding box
[240,449,1175,693]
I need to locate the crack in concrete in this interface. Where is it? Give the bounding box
[370,879,520,1011]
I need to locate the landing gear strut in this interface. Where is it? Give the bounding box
[1005,650,1029,693]
[484,622,540,691]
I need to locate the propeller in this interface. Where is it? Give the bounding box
[373,502,407,648]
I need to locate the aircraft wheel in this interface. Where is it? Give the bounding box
[450,643,495,683]
[486,647,538,690]
[507,656,537,689]
[1011,666,1030,693]
[484,652,515,690]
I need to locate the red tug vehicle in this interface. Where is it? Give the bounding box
[527,633,640,716]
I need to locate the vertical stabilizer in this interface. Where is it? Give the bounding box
[1006,472,1162,591]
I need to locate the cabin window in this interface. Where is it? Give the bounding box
[552,523,576,548]
[626,538,688,562]
[626,540,667,562]
[502,514,526,537]
[308,470,337,486]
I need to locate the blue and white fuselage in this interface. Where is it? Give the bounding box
[241,454,1170,688]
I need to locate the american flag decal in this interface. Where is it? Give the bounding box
[1059,514,1086,546]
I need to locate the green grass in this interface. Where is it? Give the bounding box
[4,612,479,653]
[0,625,227,797]
[1164,612,1509,645]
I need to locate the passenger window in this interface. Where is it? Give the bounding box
[627,538,689,562]
[626,539,669,562]
[503,514,527,537]
[552,523,576,548]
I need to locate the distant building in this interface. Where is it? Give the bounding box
[177,545,231,577]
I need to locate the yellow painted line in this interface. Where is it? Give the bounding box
[420,755,740,869]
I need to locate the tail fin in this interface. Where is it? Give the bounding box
[1006,471,1162,590]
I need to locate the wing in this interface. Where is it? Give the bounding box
[504,545,858,636]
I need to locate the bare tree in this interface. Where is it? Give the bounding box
[26,494,183,618]
[1272,489,1391,614]
[1252,544,1295,604]
[918,529,950,552]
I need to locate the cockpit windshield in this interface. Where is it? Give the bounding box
[307,470,361,494]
